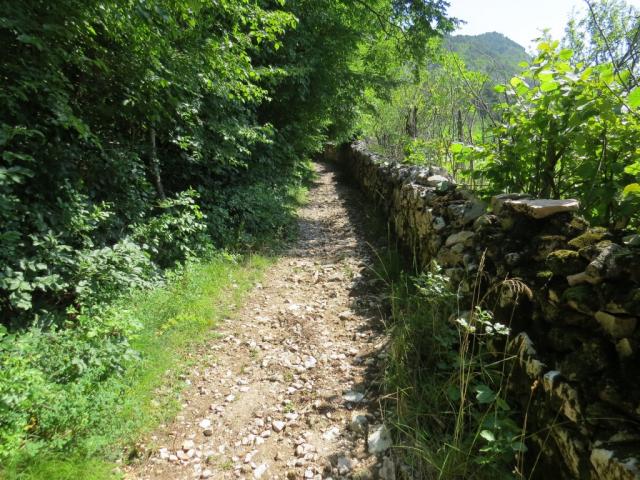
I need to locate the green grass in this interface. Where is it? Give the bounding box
[2,253,272,480]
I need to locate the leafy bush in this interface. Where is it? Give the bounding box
[219,182,303,249]
[131,190,210,269]
[455,41,640,229]
[0,303,140,460]
[73,239,157,307]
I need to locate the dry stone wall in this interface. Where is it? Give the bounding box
[328,141,640,479]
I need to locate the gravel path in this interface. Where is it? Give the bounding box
[124,162,394,480]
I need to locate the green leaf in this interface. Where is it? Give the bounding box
[624,161,640,176]
[480,430,495,442]
[540,81,559,92]
[475,384,497,404]
[495,397,511,411]
[447,385,461,401]
[623,183,640,197]
[538,70,555,82]
[558,49,573,60]
[511,440,528,452]
[17,34,44,50]
[627,87,640,108]
[598,64,615,84]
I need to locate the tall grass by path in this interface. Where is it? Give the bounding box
[368,240,526,479]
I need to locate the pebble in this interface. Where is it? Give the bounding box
[337,456,352,474]
[304,356,317,369]
[350,412,368,434]
[343,391,364,403]
[322,426,340,441]
[368,424,392,454]
[182,439,195,451]
[272,420,286,432]
[254,464,268,478]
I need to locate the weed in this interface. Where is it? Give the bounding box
[376,254,524,479]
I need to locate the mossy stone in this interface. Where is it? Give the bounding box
[578,240,614,261]
[563,285,599,312]
[533,234,567,261]
[536,270,554,280]
[567,227,612,250]
[565,216,589,236]
[546,249,588,276]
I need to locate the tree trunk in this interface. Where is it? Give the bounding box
[150,127,166,201]
[405,105,418,139]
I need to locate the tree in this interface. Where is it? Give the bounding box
[564,0,640,87]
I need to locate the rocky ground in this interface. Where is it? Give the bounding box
[124,162,397,480]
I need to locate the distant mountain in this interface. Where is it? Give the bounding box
[444,32,530,85]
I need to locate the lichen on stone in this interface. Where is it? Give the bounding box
[547,249,588,276]
[537,270,554,280]
[567,227,611,250]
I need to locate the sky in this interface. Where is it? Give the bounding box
[447,0,640,51]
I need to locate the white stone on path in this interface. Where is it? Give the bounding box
[349,412,368,434]
[182,439,195,451]
[368,424,392,454]
[253,463,268,479]
[304,356,317,369]
[322,426,340,441]
[343,390,364,403]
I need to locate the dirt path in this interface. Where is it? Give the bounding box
[124,162,394,480]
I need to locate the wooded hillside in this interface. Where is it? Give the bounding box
[445,32,529,84]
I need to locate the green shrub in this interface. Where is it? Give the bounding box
[131,190,210,268]
[73,239,157,307]
[457,41,640,229]
[0,253,268,473]
[0,302,140,460]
